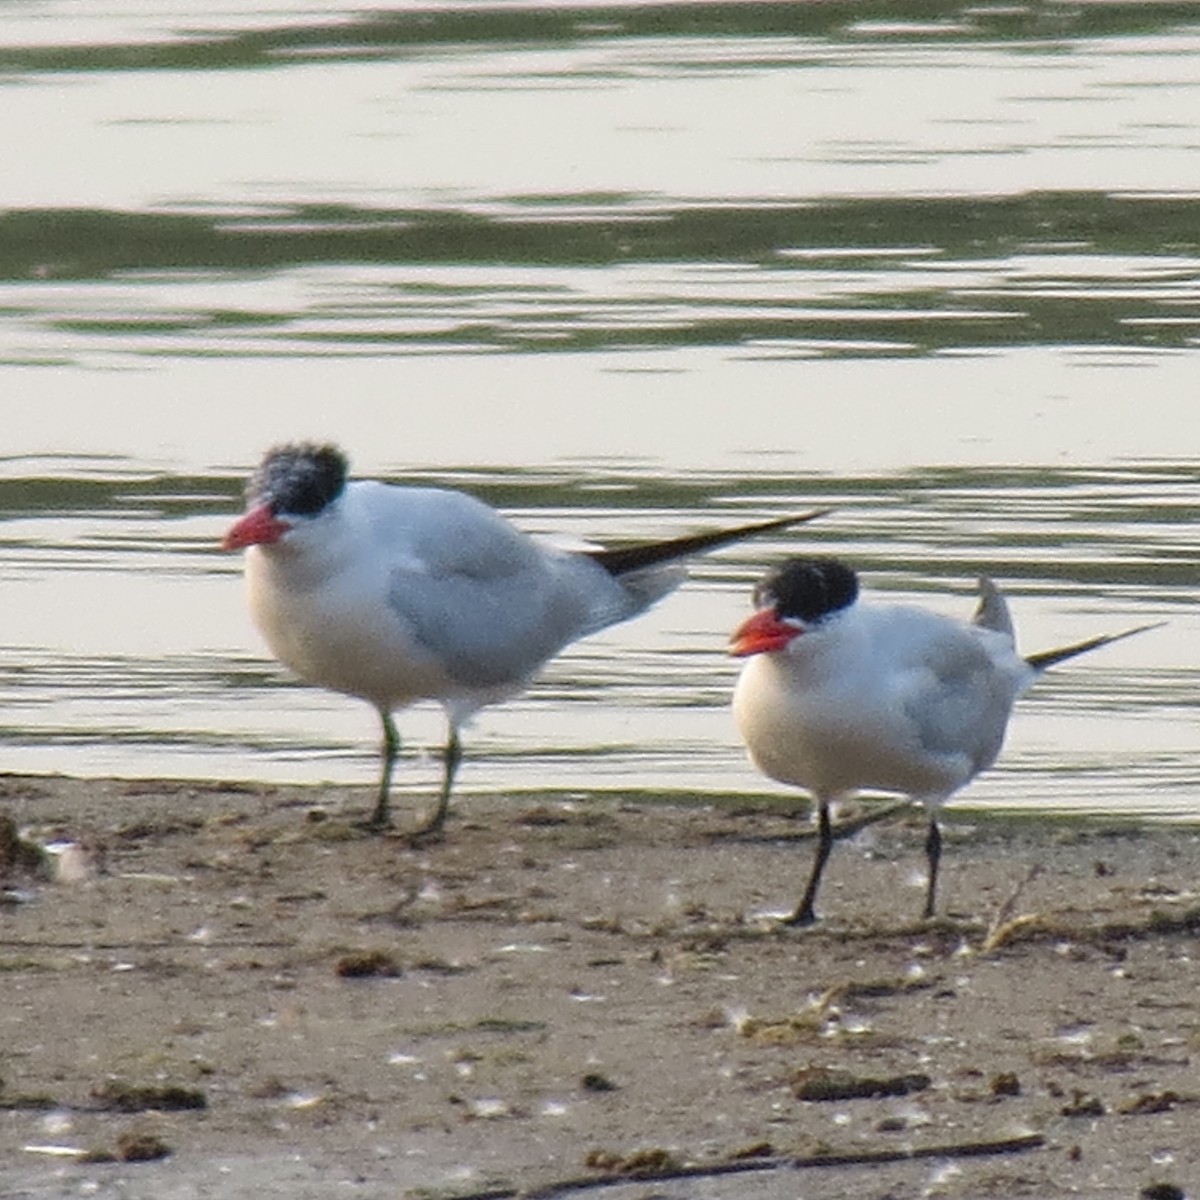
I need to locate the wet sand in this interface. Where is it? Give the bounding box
[2,773,1197,1199]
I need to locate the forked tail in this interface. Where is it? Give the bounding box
[586,509,831,578]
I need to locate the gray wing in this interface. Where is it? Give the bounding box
[379,488,629,689]
[897,623,1023,783]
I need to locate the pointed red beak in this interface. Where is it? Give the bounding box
[729,609,803,657]
[222,504,289,551]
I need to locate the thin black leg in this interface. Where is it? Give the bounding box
[923,816,942,919]
[785,799,833,926]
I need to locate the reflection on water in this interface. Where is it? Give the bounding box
[0,1,1197,818]
[3,195,1200,359]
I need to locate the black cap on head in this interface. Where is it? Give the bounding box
[754,557,858,623]
[248,443,348,517]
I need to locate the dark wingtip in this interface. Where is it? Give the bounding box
[586,508,830,577]
[972,576,1014,637]
[1025,621,1165,671]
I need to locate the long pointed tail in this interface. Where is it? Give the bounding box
[1025,622,1164,671]
[585,509,831,578]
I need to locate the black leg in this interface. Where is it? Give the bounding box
[785,799,832,926]
[923,816,942,919]
[364,710,399,830]
[409,724,462,841]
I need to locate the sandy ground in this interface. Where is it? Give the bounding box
[1,773,1198,1200]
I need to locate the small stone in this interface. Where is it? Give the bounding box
[1120,1091,1180,1116]
[1140,1185,1185,1200]
[334,949,401,978]
[791,1067,931,1102]
[91,1080,206,1113]
[990,1071,1020,1097]
[1060,1090,1105,1118]
[581,1072,617,1093]
[115,1131,171,1162]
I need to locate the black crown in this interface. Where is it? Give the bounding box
[248,442,348,517]
[754,557,859,622]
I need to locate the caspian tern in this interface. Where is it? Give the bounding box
[224,443,826,837]
[730,557,1159,924]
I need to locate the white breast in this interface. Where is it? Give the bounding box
[733,602,1031,803]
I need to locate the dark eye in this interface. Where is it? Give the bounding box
[284,474,333,516]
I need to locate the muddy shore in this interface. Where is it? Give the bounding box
[2,773,1197,1199]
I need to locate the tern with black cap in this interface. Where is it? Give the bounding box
[730,556,1159,923]
[224,443,827,838]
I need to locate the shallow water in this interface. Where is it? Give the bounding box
[1,1,1198,817]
